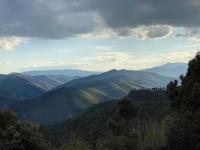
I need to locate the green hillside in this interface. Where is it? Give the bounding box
[0,73,46,101]
[0,73,75,104]
[60,69,172,89]
[49,89,170,149]
[13,70,173,124]
[0,96,18,106]
[33,75,77,90]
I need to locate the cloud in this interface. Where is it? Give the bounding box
[4,60,12,65]
[79,28,118,39]
[71,51,129,71]
[176,28,200,41]
[137,25,173,39]
[0,0,98,39]
[0,0,200,39]
[0,60,12,65]
[0,37,26,50]
[17,47,199,72]
[94,46,113,51]
[22,61,66,69]
[70,50,197,71]
[87,0,200,28]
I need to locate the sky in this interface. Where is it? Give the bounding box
[0,0,200,74]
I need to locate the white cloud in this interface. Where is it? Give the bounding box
[0,60,12,65]
[70,49,197,71]
[4,60,12,65]
[17,45,199,72]
[0,37,26,50]
[94,46,113,51]
[137,25,173,40]
[71,51,129,71]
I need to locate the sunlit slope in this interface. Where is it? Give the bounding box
[13,70,173,124]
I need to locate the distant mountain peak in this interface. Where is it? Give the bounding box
[107,69,118,72]
[144,62,188,78]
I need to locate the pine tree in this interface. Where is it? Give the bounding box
[167,53,200,150]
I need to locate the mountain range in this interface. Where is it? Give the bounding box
[0,73,76,104]
[23,62,187,78]
[23,69,101,76]
[13,69,173,124]
[0,62,187,124]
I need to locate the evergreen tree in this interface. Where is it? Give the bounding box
[167,53,200,150]
[97,98,139,150]
[0,108,49,150]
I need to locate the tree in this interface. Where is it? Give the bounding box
[167,53,200,150]
[61,137,92,150]
[0,108,49,150]
[167,54,200,113]
[98,98,139,150]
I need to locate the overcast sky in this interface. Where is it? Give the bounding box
[0,0,200,73]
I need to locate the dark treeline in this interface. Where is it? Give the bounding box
[1,54,200,150]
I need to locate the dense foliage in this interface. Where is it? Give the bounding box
[167,54,200,150]
[50,89,170,150]
[0,108,49,150]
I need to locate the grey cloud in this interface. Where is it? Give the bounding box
[0,0,97,39]
[0,0,200,39]
[176,28,200,41]
[137,25,173,39]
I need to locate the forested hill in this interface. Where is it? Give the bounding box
[49,89,170,148]
[12,70,172,124]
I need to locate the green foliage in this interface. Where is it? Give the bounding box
[138,121,167,150]
[0,107,18,128]
[60,137,92,150]
[167,111,200,150]
[118,97,138,121]
[96,99,139,150]
[167,54,200,113]
[96,135,138,150]
[49,89,170,150]
[167,54,200,150]
[0,108,49,150]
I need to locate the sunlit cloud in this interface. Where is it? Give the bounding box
[94,46,114,51]
[70,50,197,71]
[0,37,26,50]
